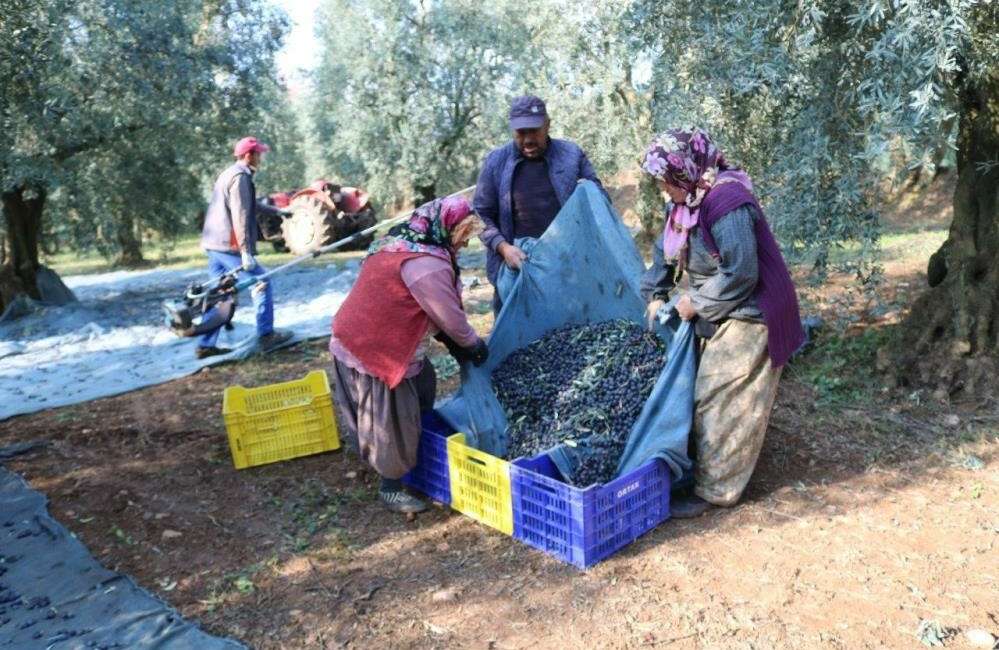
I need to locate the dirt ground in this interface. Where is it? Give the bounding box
[1,176,997,649]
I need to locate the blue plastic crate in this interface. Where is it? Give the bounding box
[402,411,454,504]
[511,453,671,568]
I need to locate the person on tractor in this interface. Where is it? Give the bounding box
[197,136,292,359]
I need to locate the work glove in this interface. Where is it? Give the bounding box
[467,338,489,367]
[241,250,259,271]
[435,331,472,364]
[435,333,489,367]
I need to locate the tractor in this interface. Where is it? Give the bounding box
[257,180,377,255]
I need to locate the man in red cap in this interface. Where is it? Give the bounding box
[197,136,291,358]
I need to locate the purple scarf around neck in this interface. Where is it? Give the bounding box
[698,173,804,367]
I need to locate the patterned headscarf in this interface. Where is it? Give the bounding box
[640,128,731,265]
[366,196,473,264]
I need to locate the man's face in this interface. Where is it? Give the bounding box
[513,119,550,159]
[247,151,263,170]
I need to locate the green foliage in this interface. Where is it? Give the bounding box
[627,0,997,278]
[7,0,993,275]
[794,328,891,405]
[253,86,308,194]
[309,0,655,209]
[311,0,542,208]
[633,172,663,237]
[305,0,996,283]
[1,0,304,261]
[522,0,652,175]
[627,1,878,277]
[430,352,459,381]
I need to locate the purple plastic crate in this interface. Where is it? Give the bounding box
[511,453,671,568]
[402,411,453,504]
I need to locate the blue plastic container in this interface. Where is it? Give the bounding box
[402,411,454,504]
[511,453,671,568]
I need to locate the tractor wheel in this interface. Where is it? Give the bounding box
[280,194,337,255]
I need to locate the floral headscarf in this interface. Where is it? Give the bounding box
[367,196,473,264]
[640,128,730,265]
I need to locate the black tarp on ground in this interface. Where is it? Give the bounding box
[0,467,244,649]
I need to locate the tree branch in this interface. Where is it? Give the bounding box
[52,124,145,163]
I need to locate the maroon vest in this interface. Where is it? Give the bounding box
[332,252,431,388]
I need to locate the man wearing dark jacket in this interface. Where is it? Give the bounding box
[197,136,291,358]
[473,95,607,312]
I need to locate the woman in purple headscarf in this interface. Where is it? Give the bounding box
[639,128,804,518]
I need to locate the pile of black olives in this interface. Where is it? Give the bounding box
[492,320,665,486]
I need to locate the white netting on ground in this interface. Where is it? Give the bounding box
[0,262,359,420]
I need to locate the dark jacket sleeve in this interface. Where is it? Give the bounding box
[640,232,678,302]
[474,152,505,252]
[228,173,255,252]
[255,199,282,220]
[688,207,759,321]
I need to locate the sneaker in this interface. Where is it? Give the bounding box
[670,495,713,519]
[258,328,293,352]
[379,489,427,514]
[195,346,232,359]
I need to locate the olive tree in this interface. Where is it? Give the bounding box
[523,0,653,175]
[630,0,998,393]
[310,0,540,208]
[0,0,292,312]
[629,1,882,276]
[253,91,308,195]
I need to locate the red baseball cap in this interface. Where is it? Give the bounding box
[233,136,270,157]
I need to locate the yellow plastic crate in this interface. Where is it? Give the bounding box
[222,370,340,469]
[447,433,513,535]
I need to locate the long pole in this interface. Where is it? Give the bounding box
[225,184,477,293]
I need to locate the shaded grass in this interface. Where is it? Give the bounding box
[825,227,947,267]
[789,326,893,407]
[49,228,946,280]
[45,234,489,277]
[879,228,947,260]
[43,234,367,277]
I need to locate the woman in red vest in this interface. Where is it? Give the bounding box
[330,196,488,514]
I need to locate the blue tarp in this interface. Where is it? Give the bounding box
[0,467,244,649]
[438,181,694,482]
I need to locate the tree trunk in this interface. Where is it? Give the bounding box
[0,184,46,312]
[896,69,999,397]
[114,214,145,267]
